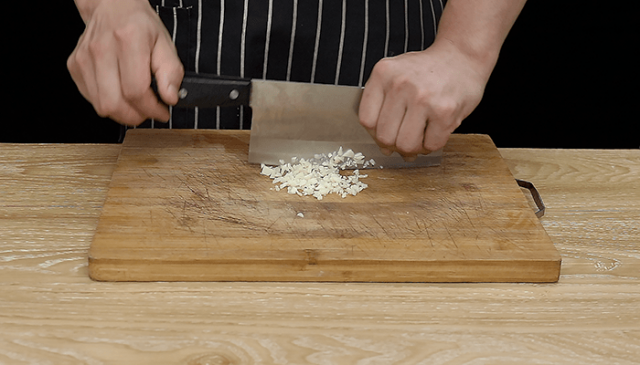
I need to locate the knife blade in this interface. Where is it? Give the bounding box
[166,72,442,168]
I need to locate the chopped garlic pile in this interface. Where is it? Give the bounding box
[260,147,376,200]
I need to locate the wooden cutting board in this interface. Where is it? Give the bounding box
[89,130,560,282]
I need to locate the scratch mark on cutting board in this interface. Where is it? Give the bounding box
[371,214,391,240]
[425,224,434,248]
[443,225,460,254]
[143,167,154,179]
[414,216,435,248]
[266,214,282,233]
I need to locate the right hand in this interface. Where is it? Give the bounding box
[67,0,184,126]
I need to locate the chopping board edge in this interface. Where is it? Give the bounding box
[88,255,561,283]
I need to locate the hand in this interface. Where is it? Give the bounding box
[67,0,184,126]
[359,40,489,160]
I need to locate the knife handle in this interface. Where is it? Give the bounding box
[151,72,251,108]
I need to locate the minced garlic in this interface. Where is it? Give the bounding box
[260,147,375,200]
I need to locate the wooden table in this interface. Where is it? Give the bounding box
[1,138,638,364]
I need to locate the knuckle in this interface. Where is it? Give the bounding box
[424,140,445,152]
[87,39,109,58]
[113,24,139,43]
[112,109,146,127]
[396,141,421,155]
[69,50,90,70]
[121,83,147,101]
[388,76,411,93]
[371,58,394,76]
[359,116,375,129]
[171,62,185,77]
[93,106,108,118]
[93,100,114,118]
[376,132,395,147]
[66,54,76,72]
[93,95,123,119]
[431,99,458,119]
[424,132,453,152]
[412,90,433,109]
[163,62,185,86]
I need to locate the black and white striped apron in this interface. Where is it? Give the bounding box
[139,0,446,130]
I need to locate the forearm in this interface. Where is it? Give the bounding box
[435,0,527,76]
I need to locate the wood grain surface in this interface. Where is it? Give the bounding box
[1,140,638,364]
[90,130,559,282]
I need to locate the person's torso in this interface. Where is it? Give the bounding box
[138,0,446,129]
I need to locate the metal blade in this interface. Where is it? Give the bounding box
[248,80,442,168]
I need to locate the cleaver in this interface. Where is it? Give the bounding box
[166,72,442,168]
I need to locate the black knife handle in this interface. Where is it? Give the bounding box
[151,72,251,108]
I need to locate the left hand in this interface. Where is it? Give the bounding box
[359,40,490,160]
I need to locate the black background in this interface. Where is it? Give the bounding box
[7,1,636,148]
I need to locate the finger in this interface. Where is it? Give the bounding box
[151,34,184,106]
[90,38,122,118]
[67,48,92,102]
[361,122,394,156]
[359,78,385,131]
[395,103,429,156]
[92,42,147,125]
[68,33,99,105]
[374,89,407,151]
[423,118,454,152]
[117,28,170,122]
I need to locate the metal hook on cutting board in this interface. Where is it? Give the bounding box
[516,179,546,218]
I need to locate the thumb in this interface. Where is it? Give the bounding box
[151,35,184,106]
